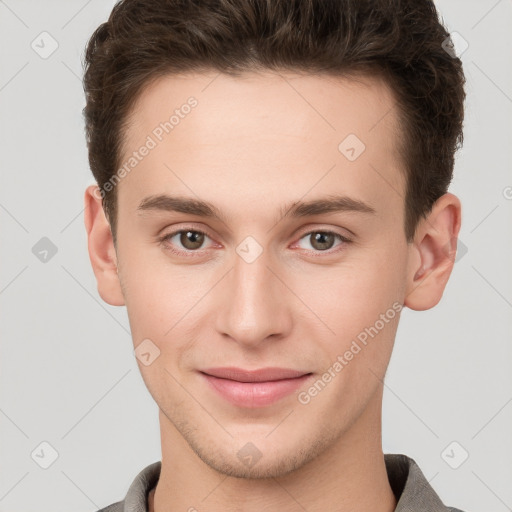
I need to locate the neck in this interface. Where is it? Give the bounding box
[150,388,396,512]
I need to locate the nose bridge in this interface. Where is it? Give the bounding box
[215,243,291,346]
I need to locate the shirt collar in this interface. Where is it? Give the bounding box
[112,453,459,512]
[385,454,456,511]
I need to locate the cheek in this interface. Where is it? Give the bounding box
[314,259,402,323]
[118,251,176,339]
[293,242,406,358]
[120,249,213,352]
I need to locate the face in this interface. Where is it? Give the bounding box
[91,70,420,478]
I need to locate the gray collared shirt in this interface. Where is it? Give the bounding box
[96,453,466,512]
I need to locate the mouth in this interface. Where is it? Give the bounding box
[199,367,314,408]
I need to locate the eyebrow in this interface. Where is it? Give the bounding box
[137,193,376,224]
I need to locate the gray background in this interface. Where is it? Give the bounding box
[0,1,511,511]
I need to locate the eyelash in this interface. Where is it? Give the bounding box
[158,226,352,258]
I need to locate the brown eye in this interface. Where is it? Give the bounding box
[295,230,351,253]
[309,232,337,251]
[160,229,211,254]
[178,230,205,250]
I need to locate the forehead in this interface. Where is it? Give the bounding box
[125,69,400,148]
[119,69,404,224]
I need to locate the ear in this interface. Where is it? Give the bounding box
[404,192,462,311]
[84,184,125,306]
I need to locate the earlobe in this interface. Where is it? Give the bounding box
[84,185,125,306]
[404,193,462,311]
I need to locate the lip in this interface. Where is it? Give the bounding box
[199,367,313,408]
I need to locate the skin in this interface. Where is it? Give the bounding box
[84,70,461,512]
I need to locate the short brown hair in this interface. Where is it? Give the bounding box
[82,0,466,245]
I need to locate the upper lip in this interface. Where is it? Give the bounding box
[200,367,310,382]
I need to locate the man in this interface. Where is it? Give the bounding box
[82,0,467,510]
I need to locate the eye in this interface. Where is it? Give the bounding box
[294,230,351,253]
[159,228,213,255]
[158,227,352,258]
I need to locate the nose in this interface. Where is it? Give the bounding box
[214,246,292,349]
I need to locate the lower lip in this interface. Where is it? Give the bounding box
[200,372,313,408]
